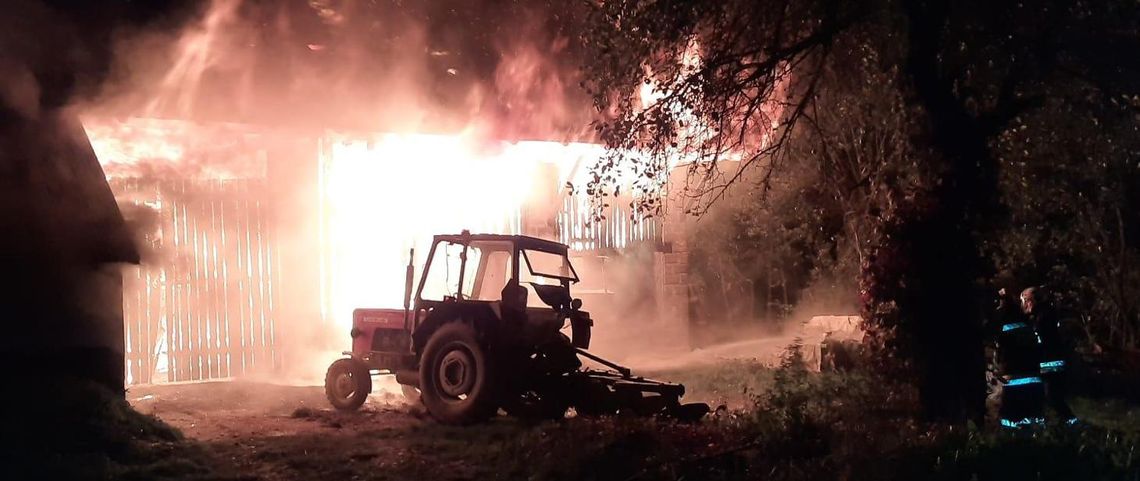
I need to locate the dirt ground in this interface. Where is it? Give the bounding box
[129,381,460,481]
[124,336,792,481]
[125,361,768,481]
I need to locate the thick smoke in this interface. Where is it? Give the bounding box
[584,161,863,372]
[82,0,595,139]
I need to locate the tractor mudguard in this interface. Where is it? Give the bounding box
[411,302,500,354]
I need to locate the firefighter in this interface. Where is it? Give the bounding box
[988,288,1046,428]
[1021,287,1078,424]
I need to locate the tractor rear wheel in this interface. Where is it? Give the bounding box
[325,358,371,411]
[419,322,499,424]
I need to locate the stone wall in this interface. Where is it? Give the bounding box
[652,166,695,346]
[653,242,691,344]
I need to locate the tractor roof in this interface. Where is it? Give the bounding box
[433,232,568,255]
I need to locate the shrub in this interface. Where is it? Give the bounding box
[489,348,1140,481]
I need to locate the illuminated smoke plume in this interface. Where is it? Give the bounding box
[84,0,596,139]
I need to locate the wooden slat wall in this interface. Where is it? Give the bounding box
[114,179,278,384]
[557,194,663,252]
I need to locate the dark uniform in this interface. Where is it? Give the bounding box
[1021,287,1077,423]
[988,289,1046,428]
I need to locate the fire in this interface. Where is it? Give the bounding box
[319,132,612,332]
[83,117,266,180]
[638,40,712,160]
[319,132,533,323]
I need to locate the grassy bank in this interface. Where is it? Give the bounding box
[0,380,225,481]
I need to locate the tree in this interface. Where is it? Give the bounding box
[685,39,920,328]
[993,57,1140,352]
[579,0,1140,422]
[878,0,1140,420]
[579,0,866,217]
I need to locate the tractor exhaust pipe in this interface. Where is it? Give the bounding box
[403,248,414,330]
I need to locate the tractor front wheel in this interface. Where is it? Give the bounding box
[419,322,499,424]
[325,358,371,411]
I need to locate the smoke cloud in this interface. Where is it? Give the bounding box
[81,0,595,140]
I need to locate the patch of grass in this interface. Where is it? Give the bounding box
[407,345,1140,481]
[1073,397,1140,432]
[646,359,775,407]
[347,343,1140,481]
[492,417,722,481]
[916,427,1140,481]
[404,418,531,458]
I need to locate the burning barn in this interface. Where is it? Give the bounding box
[85,117,687,386]
[86,118,282,384]
[62,0,708,387]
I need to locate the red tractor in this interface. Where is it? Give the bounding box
[324,231,708,424]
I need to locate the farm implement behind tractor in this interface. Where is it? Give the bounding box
[324,231,708,424]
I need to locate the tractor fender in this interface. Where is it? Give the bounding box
[411,303,500,355]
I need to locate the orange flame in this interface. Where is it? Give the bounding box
[319,132,617,332]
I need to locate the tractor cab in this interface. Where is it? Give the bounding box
[410,232,592,355]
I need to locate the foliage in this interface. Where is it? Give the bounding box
[467,354,1140,481]
[684,24,926,325]
[992,81,1140,351]
[685,165,849,324]
[579,0,869,218]
[579,0,1140,422]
